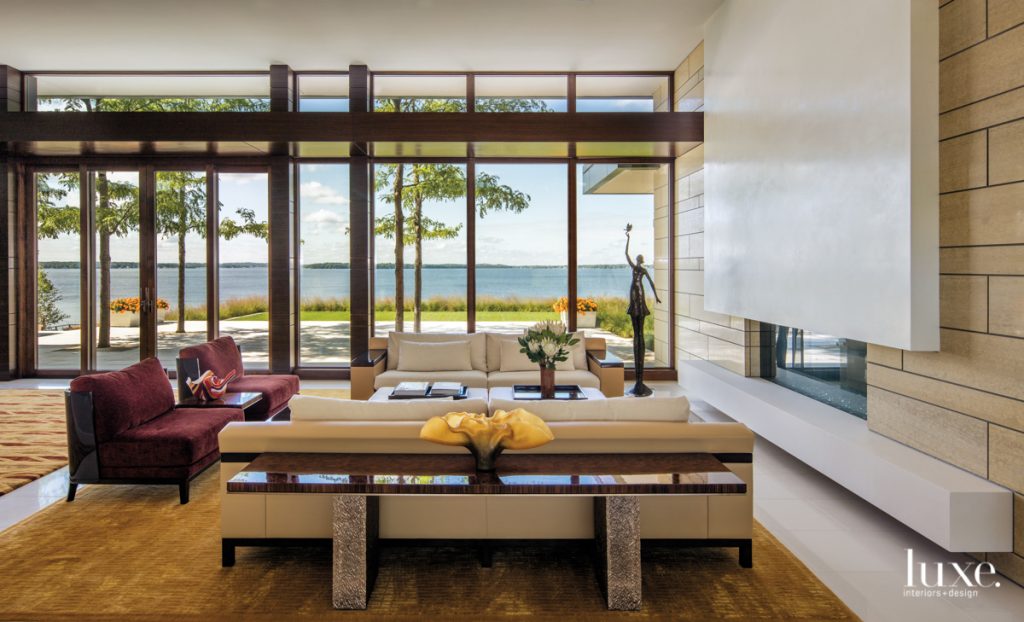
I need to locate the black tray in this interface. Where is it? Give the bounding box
[511,384,589,400]
[388,385,469,400]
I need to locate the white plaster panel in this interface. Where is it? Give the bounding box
[703,0,939,350]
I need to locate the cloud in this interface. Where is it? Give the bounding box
[301,181,349,205]
[304,208,346,224]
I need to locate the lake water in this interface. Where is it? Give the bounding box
[42,265,634,319]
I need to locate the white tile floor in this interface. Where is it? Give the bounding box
[0,380,1021,621]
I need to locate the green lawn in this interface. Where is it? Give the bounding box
[229,310,560,322]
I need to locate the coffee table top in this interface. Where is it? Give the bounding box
[489,386,605,401]
[176,391,262,410]
[369,387,488,402]
[227,452,746,496]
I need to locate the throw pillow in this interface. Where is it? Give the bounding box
[397,340,473,372]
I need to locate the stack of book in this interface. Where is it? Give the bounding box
[389,381,466,399]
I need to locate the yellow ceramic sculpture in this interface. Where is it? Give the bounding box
[420,408,554,470]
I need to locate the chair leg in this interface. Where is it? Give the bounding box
[66,482,78,502]
[179,481,190,505]
[739,540,752,568]
[222,540,236,567]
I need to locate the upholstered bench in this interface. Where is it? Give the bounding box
[178,336,299,421]
[66,357,244,504]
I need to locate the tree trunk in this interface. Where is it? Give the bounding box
[414,193,423,333]
[97,173,111,349]
[392,162,405,332]
[177,187,187,333]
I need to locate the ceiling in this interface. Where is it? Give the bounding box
[0,0,721,72]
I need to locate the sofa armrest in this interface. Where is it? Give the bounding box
[587,350,624,397]
[351,349,387,400]
[65,390,99,483]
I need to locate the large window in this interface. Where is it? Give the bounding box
[576,75,670,112]
[297,74,349,112]
[475,164,565,333]
[373,75,466,112]
[217,172,269,370]
[298,164,350,366]
[474,75,566,112]
[577,163,669,366]
[36,172,81,370]
[155,170,209,364]
[763,325,868,418]
[374,163,467,336]
[93,171,141,370]
[34,73,270,112]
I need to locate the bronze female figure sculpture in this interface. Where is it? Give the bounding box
[625,223,661,397]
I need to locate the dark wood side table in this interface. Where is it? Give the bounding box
[227,452,747,611]
[176,391,263,419]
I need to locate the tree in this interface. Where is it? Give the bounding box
[374,95,546,331]
[37,95,270,346]
[37,269,68,330]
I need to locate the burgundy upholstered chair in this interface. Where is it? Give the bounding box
[177,336,299,421]
[65,357,244,504]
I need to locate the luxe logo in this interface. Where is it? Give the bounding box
[903,549,1001,600]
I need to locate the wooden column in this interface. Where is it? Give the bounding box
[205,166,219,340]
[0,66,23,378]
[567,163,577,333]
[466,160,476,333]
[268,158,296,373]
[138,165,157,361]
[267,65,296,372]
[349,66,371,360]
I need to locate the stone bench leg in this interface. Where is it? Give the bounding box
[594,496,642,611]
[332,495,379,610]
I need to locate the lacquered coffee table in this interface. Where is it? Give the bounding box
[227,452,746,611]
[368,386,488,402]
[176,391,263,418]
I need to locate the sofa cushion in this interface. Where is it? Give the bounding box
[388,332,486,372]
[375,370,488,389]
[397,340,473,372]
[487,331,583,372]
[290,394,490,421]
[229,375,300,418]
[70,357,175,443]
[489,395,690,422]
[98,406,243,469]
[180,336,245,378]
[486,370,600,389]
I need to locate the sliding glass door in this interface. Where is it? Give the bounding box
[155,170,210,364]
[91,170,141,370]
[36,172,82,370]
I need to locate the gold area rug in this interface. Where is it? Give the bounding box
[0,469,857,621]
[0,390,68,496]
[298,388,351,400]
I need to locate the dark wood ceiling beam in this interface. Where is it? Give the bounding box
[0,111,702,143]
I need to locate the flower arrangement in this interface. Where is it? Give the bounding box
[517,320,580,369]
[110,297,170,313]
[551,296,599,316]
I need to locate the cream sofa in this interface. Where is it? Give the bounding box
[351,331,625,399]
[218,394,754,567]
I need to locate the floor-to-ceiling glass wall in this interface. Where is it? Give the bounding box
[474,164,565,333]
[373,163,467,335]
[298,163,350,365]
[155,170,209,364]
[217,172,269,370]
[576,162,669,366]
[36,172,82,370]
[92,170,141,370]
